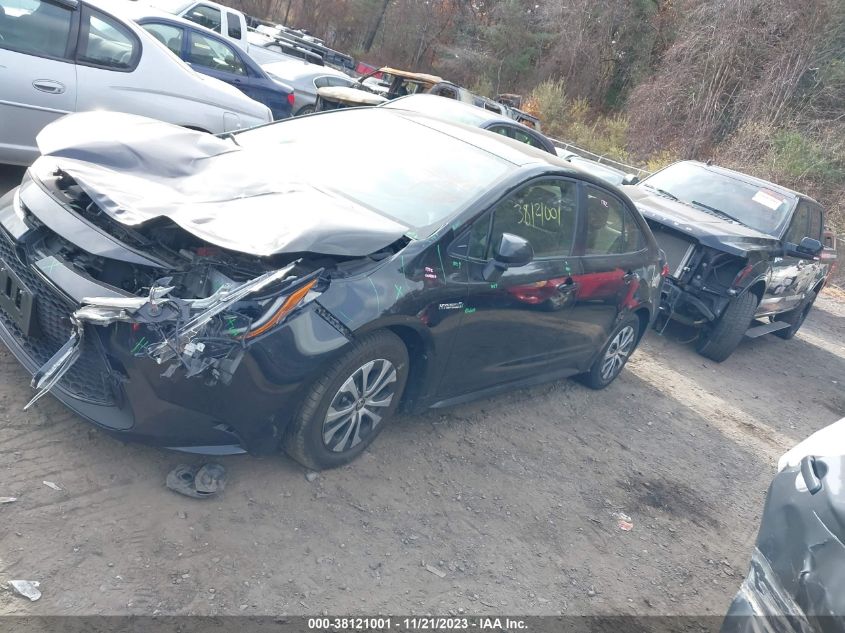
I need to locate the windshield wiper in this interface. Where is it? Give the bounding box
[691,200,745,225]
[643,184,679,201]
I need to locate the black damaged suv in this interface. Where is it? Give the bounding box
[625,161,831,362]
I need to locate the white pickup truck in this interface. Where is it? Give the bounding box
[140,0,323,66]
[144,0,250,50]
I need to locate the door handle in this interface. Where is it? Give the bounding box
[556,277,578,293]
[32,79,66,94]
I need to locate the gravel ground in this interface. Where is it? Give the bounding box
[0,164,843,616]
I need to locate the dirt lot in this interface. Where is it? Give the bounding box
[0,164,843,617]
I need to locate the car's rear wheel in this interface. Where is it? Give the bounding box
[696,291,758,362]
[283,330,408,470]
[295,105,315,116]
[578,314,641,390]
[773,290,816,340]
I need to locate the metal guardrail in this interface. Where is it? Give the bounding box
[548,137,652,178]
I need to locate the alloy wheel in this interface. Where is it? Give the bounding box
[601,325,636,382]
[322,359,397,453]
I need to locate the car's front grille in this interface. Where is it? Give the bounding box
[648,223,696,279]
[0,233,115,406]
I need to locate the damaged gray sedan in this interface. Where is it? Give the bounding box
[0,108,660,468]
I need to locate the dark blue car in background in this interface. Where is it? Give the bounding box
[137,15,294,120]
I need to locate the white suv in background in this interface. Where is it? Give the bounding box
[0,0,272,165]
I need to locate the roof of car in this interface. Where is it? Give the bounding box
[261,58,351,81]
[317,86,387,106]
[384,94,520,126]
[379,67,443,84]
[118,2,234,39]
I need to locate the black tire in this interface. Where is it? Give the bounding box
[696,291,759,362]
[773,290,816,340]
[295,104,315,117]
[283,330,409,470]
[578,314,641,390]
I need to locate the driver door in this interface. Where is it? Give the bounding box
[764,202,819,314]
[435,177,584,400]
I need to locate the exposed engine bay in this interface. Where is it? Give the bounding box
[22,170,338,409]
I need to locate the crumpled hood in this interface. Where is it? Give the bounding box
[624,186,781,256]
[33,112,409,257]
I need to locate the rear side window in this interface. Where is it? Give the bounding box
[226,12,241,39]
[188,30,246,75]
[78,9,138,70]
[0,0,73,59]
[142,22,184,56]
[184,4,221,32]
[584,185,645,255]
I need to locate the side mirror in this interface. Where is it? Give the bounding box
[483,233,533,281]
[785,237,823,260]
[621,174,640,186]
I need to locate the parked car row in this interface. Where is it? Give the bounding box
[0,0,837,470]
[0,0,274,165]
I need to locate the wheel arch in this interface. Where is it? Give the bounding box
[384,323,432,413]
[746,279,767,301]
[633,307,651,342]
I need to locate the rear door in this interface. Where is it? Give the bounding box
[567,184,653,368]
[0,0,78,165]
[185,28,251,96]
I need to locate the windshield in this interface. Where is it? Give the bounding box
[234,109,513,235]
[642,162,796,235]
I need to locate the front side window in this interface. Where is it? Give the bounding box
[584,185,645,255]
[142,22,184,56]
[184,4,220,32]
[469,179,578,260]
[78,9,138,70]
[226,12,241,39]
[0,0,73,59]
[188,30,246,75]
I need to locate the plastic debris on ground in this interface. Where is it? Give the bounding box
[616,512,634,531]
[42,481,62,491]
[0,497,17,504]
[165,463,227,499]
[8,580,41,601]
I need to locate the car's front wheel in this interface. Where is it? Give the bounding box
[696,291,759,362]
[283,330,409,470]
[578,314,641,389]
[773,290,816,339]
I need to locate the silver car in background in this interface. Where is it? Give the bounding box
[261,58,357,116]
[0,0,272,165]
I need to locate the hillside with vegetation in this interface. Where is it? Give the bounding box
[237,0,845,237]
